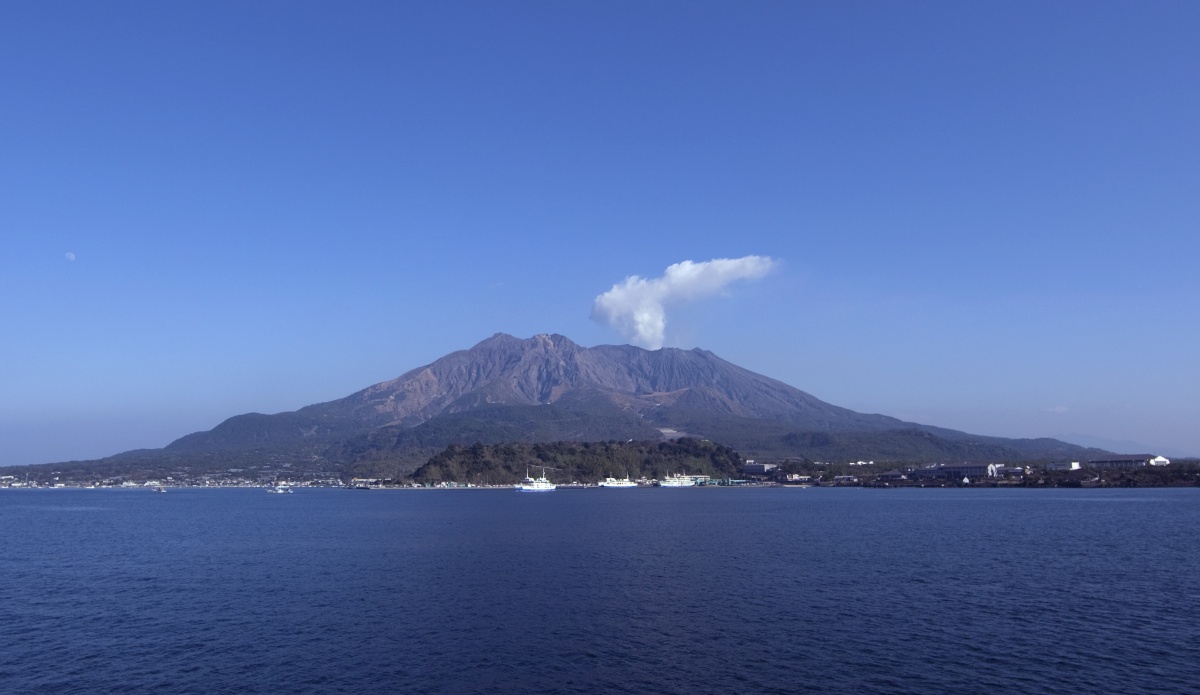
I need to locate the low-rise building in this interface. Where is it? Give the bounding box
[1088,455,1170,469]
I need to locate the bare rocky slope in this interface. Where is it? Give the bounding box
[167,332,908,451]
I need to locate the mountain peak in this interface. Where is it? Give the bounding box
[471,332,521,349]
[471,332,579,351]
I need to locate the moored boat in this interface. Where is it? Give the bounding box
[516,467,556,492]
[656,473,696,488]
[598,476,638,488]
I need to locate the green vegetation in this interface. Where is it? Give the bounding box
[410,438,744,485]
[646,406,1107,463]
[1024,461,1200,487]
[775,428,1020,463]
[337,403,663,478]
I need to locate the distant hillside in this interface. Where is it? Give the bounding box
[646,409,1111,463]
[16,333,1109,479]
[334,400,662,478]
[409,439,744,486]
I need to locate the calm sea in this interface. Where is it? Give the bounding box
[2,487,1197,694]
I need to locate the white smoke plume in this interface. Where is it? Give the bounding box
[591,255,776,349]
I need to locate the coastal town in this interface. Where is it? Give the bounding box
[3,453,1194,490]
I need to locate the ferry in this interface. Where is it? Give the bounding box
[267,484,293,494]
[598,476,638,488]
[656,474,697,488]
[516,469,556,492]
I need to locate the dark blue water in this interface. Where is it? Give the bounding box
[2,487,1198,694]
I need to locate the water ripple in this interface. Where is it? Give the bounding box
[2,487,1198,694]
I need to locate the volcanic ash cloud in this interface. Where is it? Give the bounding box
[591,255,776,349]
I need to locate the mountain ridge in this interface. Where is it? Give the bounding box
[167,332,919,452]
[21,333,1111,477]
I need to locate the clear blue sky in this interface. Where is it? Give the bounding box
[3,1,1197,465]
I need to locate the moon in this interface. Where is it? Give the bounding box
[65,252,76,261]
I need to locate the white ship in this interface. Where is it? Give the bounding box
[598,476,638,488]
[656,474,696,488]
[267,484,293,494]
[516,467,556,492]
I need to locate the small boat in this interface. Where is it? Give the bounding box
[598,476,638,488]
[152,486,167,493]
[656,473,696,488]
[267,484,293,494]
